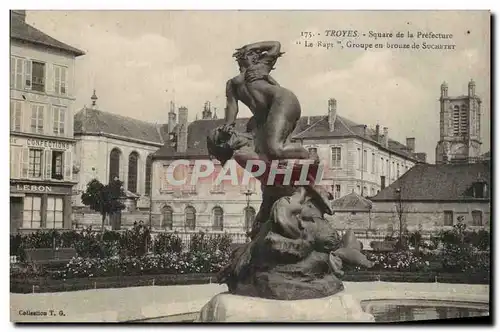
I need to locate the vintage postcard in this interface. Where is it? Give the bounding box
[9,9,490,323]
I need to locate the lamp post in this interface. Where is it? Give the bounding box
[243,188,254,237]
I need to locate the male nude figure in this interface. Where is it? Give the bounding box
[224,41,309,161]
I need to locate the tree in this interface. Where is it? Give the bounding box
[81,178,125,240]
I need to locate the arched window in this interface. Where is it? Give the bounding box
[452,105,460,136]
[244,207,256,232]
[127,152,139,193]
[185,206,196,230]
[212,207,224,231]
[109,148,121,183]
[472,210,483,226]
[162,205,173,230]
[145,154,153,196]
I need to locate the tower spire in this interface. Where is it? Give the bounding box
[91,89,98,109]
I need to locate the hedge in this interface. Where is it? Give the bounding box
[10,271,490,294]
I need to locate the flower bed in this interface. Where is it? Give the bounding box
[51,250,231,280]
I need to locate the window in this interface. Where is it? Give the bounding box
[460,105,469,135]
[363,186,367,196]
[357,148,361,170]
[54,65,67,95]
[109,148,121,183]
[380,157,384,175]
[244,207,256,232]
[452,105,460,136]
[371,187,376,196]
[127,152,139,193]
[472,211,483,226]
[397,163,400,178]
[392,161,395,179]
[380,176,386,189]
[51,151,64,180]
[356,185,361,194]
[308,147,318,160]
[371,153,376,173]
[185,206,196,230]
[28,149,43,178]
[162,206,173,230]
[334,184,341,199]
[22,195,42,229]
[46,196,64,229]
[30,104,44,134]
[212,207,224,231]
[53,106,65,135]
[363,150,367,171]
[386,159,389,177]
[31,61,45,92]
[10,100,22,131]
[10,56,25,89]
[331,147,341,168]
[211,167,224,192]
[444,211,454,226]
[145,155,153,196]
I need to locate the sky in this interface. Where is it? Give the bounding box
[25,10,491,163]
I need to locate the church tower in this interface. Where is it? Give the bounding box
[435,80,482,164]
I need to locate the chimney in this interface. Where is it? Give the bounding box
[416,152,427,163]
[328,98,337,131]
[167,101,177,134]
[11,10,26,22]
[176,106,188,153]
[406,137,415,153]
[202,101,212,119]
[375,124,380,142]
[382,127,389,148]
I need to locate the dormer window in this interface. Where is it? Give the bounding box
[468,181,488,198]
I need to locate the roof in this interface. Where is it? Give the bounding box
[480,151,491,159]
[293,115,420,161]
[74,107,165,145]
[332,192,372,212]
[153,114,422,161]
[371,161,491,201]
[10,12,85,56]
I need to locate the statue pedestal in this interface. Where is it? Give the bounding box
[196,292,375,322]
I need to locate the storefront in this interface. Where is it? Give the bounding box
[10,182,73,234]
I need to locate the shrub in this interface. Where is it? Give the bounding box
[189,231,232,254]
[153,232,184,255]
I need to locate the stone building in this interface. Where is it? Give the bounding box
[329,191,373,229]
[150,99,424,235]
[10,10,85,233]
[435,80,483,164]
[294,98,427,199]
[370,161,491,232]
[71,95,180,229]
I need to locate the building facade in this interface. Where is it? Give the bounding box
[10,10,85,233]
[370,161,490,232]
[435,80,483,164]
[151,99,425,234]
[71,94,169,228]
[293,98,426,199]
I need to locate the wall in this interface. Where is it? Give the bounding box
[303,137,415,198]
[151,159,260,232]
[73,134,161,207]
[370,200,490,232]
[11,41,76,138]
